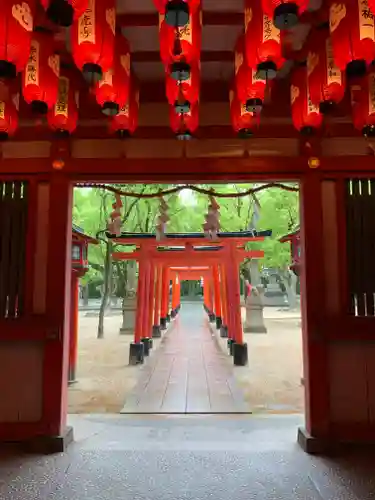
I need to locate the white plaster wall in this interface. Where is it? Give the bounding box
[0,342,43,422]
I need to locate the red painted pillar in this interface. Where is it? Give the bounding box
[160,265,169,329]
[44,174,73,440]
[226,245,248,366]
[203,275,209,312]
[297,172,330,451]
[130,258,146,364]
[152,264,162,337]
[142,260,151,341]
[212,264,222,329]
[176,274,181,313]
[207,272,215,322]
[219,264,228,338]
[171,274,179,317]
[68,271,79,385]
[147,261,155,338]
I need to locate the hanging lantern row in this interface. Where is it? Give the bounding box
[157,1,202,138]
[0,0,139,139]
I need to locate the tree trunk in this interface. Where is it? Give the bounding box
[82,284,89,306]
[97,240,113,339]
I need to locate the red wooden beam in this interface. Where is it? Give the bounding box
[117,11,244,27]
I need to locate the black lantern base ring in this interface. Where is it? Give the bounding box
[346,59,367,79]
[165,0,190,27]
[0,132,9,141]
[319,100,336,115]
[300,126,315,137]
[256,61,278,81]
[102,101,120,116]
[238,128,254,139]
[82,63,103,85]
[116,129,131,139]
[362,125,375,138]
[0,60,17,79]
[174,100,190,114]
[170,61,191,81]
[31,100,49,115]
[246,98,263,114]
[54,129,71,138]
[273,3,299,30]
[46,0,74,27]
[176,131,193,140]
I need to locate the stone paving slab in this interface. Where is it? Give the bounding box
[121,304,251,414]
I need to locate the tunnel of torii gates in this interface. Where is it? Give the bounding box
[110,231,270,367]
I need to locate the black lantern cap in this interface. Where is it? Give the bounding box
[54,129,71,138]
[273,3,299,30]
[31,100,49,115]
[238,128,254,139]
[116,129,131,139]
[82,63,103,85]
[170,61,191,81]
[174,100,190,114]
[256,61,277,80]
[346,59,367,79]
[300,126,315,136]
[46,0,74,27]
[165,0,190,27]
[246,98,263,113]
[0,60,17,79]
[363,125,375,138]
[102,101,120,116]
[176,130,193,140]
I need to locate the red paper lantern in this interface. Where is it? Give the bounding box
[110,82,139,137]
[169,102,198,139]
[290,65,323,134]
[71,0,116,84]
[0,98,18,140]
[22,31,60,115]
[230,89,259,137]
[166,61,200,110]
[154,0,200,27]
[159,8,201,78]
[350,71,375,136]
[40,0,88,27]
[47,72,78,135]
[0,0,36,79]
[306,29,345,114]
[261,0,309,30]
[95,34,131,116]
[329,0,375,77]
[244,0,285,80]
[235,35,270,113]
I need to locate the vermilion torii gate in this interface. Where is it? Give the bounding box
[110,230,271,366]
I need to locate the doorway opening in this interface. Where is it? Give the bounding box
[67,181,303,415]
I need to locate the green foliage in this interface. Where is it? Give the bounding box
[73,183,299,289]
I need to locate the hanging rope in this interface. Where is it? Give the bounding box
[76,182,298,199]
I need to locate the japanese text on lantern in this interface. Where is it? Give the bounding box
[326,38,341,84]
[78,0,95,45]
[177,19,192,43]
[235,51,243,74]
[55,77,69,117]
[369,73,375,114]
[359,0,375,40]
[263,15,280,43]
[307,80,319,114]
[25,40,39,86]
[99,69,113,87]
[12,2,33,31]
[329,3,346,33]
[0,102,4,120]
[119,103,129,116]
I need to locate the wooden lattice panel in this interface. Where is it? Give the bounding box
[0,181,28,319]
[345,179,375,317]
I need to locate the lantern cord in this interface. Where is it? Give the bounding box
[76,182,298,199]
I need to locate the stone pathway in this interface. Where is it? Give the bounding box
[121,304,251,413]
